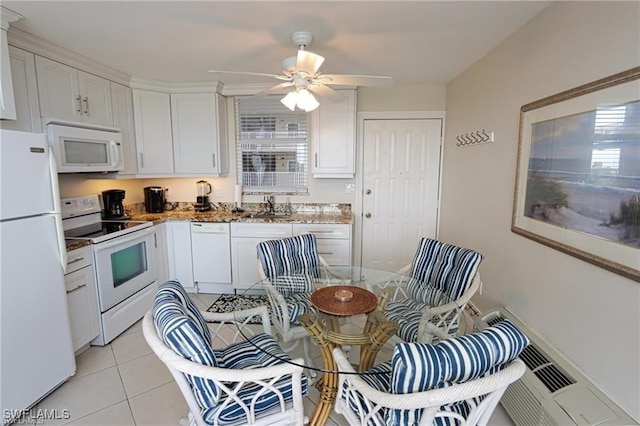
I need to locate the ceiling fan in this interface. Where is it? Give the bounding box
[208,31,394,112]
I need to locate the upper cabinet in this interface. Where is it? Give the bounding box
[131,83,229,177]
[311,89,356,178]
[132,89,174,174]
[111,83,137,175]
[0,46,41,132]
[0,28,16,120]
[171,92,228,176]
[35,56,113,126]
[0,7,23,120]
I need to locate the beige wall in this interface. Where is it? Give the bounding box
[441,1,639,419]
[60,83,446,207]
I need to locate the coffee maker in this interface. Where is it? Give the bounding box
[144,186,165,213]
[195,180,212,212]
[102,189,127,219]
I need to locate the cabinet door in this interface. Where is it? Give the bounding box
[0,29,16,120]
[78,71,113,126]
[165,222,195,291]
[132,89,174,174]
[1,46,41,132]
[111,83,137,175]
[153,223,168,285]
[65,265,99,352]
[311,89,356,178]
[35,56,82,122]
[231,236,264,290]
[172,92,220,174]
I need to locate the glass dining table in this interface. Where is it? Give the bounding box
[234,265,466,426]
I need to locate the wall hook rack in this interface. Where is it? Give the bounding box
[456,129,495,147]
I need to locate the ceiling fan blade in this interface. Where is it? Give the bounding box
[208,70,290,81]
[307,83,345,102]
[296,50,325,75]
[319,74,394,88]
[254,82,295,97]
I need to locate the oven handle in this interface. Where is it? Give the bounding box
[92,226,155,252]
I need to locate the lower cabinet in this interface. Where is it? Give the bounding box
[292,223,352,265]
[65,246,99,353]
[165,221,195,292]
[230,223,292,291]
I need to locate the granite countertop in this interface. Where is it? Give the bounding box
[128,210,354,225]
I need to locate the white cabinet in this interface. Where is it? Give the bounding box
[153,223,168,285]
[132,89,174,174]
[165,221,195,291]
[172,92,229,176]
[111,83,137,175]
[1,46,41,132]
[35,56,113,126]
[230,223,292,290]
[0,28,16,120]
[190,222,232,293]
[293,223,352,265]
[64,246,99,353]
[311,89,356,178]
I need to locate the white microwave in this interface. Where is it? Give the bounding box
[47,122,123,173]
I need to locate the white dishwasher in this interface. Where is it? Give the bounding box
[190,222,233,293]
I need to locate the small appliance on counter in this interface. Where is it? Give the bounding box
[102,189,127,219]
[144,186,165,213]
[195,180,212,212]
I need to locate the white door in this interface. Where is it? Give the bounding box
[77,71,113,126]
[360,118,442,271]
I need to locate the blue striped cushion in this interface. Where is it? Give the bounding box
[272,274,316,297]
[340,361,392,422]
[204,333,309,425]
[385,297,460,342]
[153,281,220,406]
[408,238,483,303]
[284,292,317,325]
[257,234,321,280]
[388,319,529,425]
[156,280,211,342]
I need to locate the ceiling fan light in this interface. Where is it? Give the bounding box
[280,91,298,111]
[296,89,319,112]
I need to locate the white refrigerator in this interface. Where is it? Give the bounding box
[0,129,75,418]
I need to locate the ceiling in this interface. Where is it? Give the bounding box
[3,1,550,86]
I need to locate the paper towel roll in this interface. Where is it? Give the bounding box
[234,184,242,208]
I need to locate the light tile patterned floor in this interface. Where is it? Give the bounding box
[31,293,515,425]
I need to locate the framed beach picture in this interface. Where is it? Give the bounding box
[512,67,640,282]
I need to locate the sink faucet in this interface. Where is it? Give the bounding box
[264,195,275,214]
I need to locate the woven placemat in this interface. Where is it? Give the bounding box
[311,286,377,316]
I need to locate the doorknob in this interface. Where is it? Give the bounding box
[365,213,372,219]
[365,189,372,195]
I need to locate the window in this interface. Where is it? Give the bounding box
[235,96,309,193]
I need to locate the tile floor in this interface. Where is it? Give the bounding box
[30,292,516,425]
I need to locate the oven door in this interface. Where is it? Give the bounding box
[93,227,157,312]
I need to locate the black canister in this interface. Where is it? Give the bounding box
[144,186,165,213]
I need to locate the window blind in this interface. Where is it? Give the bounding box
[235,96,309,193]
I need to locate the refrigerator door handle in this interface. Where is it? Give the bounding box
[49,146,68,272]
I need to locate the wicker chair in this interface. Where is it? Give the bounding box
[333,319,529,426]
[142,280,308,426]
[385,238,484,343]
[256,234,334,360]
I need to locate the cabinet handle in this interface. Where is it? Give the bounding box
[76,96,82,113]
[212,153,216,168]
[310,230,335,234]
[318,252,333,255]
[139,153,144,168]
[315,153,318,168]
[67,257,85,264]
[66,283,87,294]
[83,97,89,114]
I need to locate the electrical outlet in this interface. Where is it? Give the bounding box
[345,183,355,193]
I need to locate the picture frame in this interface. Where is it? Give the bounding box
[512,67,640,282]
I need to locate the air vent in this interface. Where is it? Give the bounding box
[474,307,638,426]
